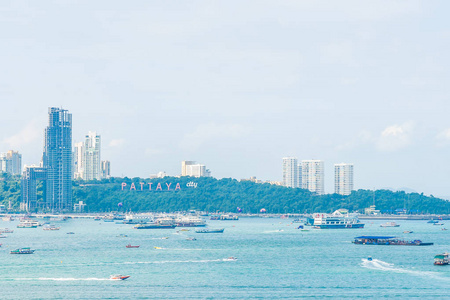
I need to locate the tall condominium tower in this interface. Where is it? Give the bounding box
[43,107,73,211]
[101,160,111,178]
[282,157,299,188]
[302,160,325,195]
[335,163,354,195]
[73,142,84,179]
[181,161,196,176]
[0,150,22,175]
[83,132,101,180]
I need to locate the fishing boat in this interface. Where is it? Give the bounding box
[195,228,225,233]
[310,210,365,229]
[110,275,130,280]
[10,247,35,254]
[353,236,433,246]
[126,244,140,248]
[434,253,449,265]
[380,222,400,227]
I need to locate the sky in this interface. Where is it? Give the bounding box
[1,1,450,197]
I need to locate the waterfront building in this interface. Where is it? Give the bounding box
[73,142,84,179]
[83,131,101,180]
[334,163,354,195]
[21,165,47,211]
[302,160,325,195]
[101,160,111,178]
[282,157,299,188]
[181,161,211,177]
[43,107,73,211]
[0,150,22,175]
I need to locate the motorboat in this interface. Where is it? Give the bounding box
[126,244,140,248]
[224,257,237,261]
[110,275,130,280]
[10,247,35,254]
[434,253,449,265]
[403,231,413,234]
[367,256,373,261]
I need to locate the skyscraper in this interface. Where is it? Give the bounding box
[282,157,299,188]
[335,163,354,195]
[101,160,111,179]
[302,160,325,195]
[73,142,84,179]
[43,107,73,212]
[83,131,101,180]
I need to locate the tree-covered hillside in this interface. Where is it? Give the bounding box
[2,174,450,214]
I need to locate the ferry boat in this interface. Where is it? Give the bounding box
[10,247,35,254]
[310,210,364,229]
[17,220,39,228]
[195,228,225,233]
[434,253,449,265]
[353,236,434,246]
[380,222,400,227]
[122,214,150,224]
[175,216,206,227]
[110,275,130,280]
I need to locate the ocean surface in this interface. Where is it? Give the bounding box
[0,217,449,299]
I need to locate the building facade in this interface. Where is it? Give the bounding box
[83,131,101,180]
[302,160,325,195]
[43,107,73,211]
[335,163,354,195]
[21,165,47,211]
[0,150,22,175]
[73,142,84,179]
[101,160,111,179]
[282,157,299,188]
[181,161,211,177]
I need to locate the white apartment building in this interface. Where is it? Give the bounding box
[181,161,211,177]
[282,157,299,188]
[73,142,84,179]
[101,160,111,179]
[83,132,101,180]
[302,160,325,195]
[0,150,22,175]
[335,163,354,195]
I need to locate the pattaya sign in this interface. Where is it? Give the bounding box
[122,182,182,191]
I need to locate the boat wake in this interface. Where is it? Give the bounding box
[10,277,110,281]
[361,259,450,282]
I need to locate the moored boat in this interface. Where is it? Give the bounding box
[434,253,449,265]
[353,236,433,246]
[380,222,400,227]
[10,247,35,254]
[195,228,224,233]
[310,210,364,229]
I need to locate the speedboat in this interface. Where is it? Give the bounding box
[224,257,237,261]
[110,275,130,280]
[126,244,139,248]
[10,247,35,254]
[403,231,413,234]
[367,256,373,261]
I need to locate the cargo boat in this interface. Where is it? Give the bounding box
[353,236,433,246]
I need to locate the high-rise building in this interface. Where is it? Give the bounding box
[43,107,73,211]
[0,150,22,175]
[302,160,325,195]
[282,157,299,188]
[181,161,211,177]
[21,165,46,211]
[73,142,84,179]
[101,160,111,179]
[181,161,196,176]
[83,132,101,180]
[335,163,354,195]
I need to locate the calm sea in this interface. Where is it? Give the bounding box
[1,217,449,299]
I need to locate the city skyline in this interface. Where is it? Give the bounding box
[1,2,450,197]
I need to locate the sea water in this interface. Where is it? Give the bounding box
[0,218,449,299]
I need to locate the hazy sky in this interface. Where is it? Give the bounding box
[1,1,450,197]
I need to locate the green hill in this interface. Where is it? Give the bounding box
[1,174,450,214]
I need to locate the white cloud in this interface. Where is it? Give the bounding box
[180,123,251,151]
[108,139,125,147]
[377,122,414,151]
[435,128,450,147]
[2,120,41,149]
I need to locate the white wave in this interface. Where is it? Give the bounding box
[361,258,450,282]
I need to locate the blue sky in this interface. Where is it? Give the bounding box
[1,1,450,197]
